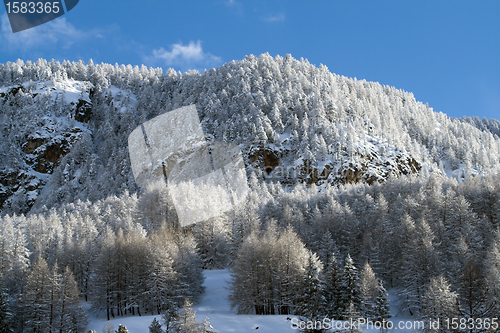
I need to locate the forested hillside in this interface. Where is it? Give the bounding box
[0,172,499,331]
[1,54,499,215]
[0,55,499,332]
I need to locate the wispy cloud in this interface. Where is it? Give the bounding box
[220,0,243,16]
[263,12,285,23]
[0,13,98,51]
[146,41,222,72]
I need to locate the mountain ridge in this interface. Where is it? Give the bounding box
[0,54,499,214]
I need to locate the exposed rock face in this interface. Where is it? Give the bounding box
[0,170,44,210]
[1,126,83,212]
[247,145,421,186]
[22,138,47,155]
[23,128,83,174]
[248,145,281,174]
[0,80,103,213]
[74,99,92,123]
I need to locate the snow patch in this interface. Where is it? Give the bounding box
[85,270,424,333]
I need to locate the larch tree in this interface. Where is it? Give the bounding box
[341,254,361,319]
[295,251,324,321]
[57,266,88,333]
[21,256,53,333]
[0,283,13,333]
[228,231,266,314]
[172,298,202,333]
[372,281,391,322]
[420,276,459,331]
[483,229,500,316]
[398,215,438,315]
[359,262,379,319]
[321,252,343,320]
[144,232,179,315]
[458,259,487,319]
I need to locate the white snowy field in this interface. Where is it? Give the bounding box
[85,269,296,333]
[86,269,420,333]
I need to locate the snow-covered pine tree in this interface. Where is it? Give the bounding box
[420,276,459,332]
[100,322,115,333]
[21,256,53,332]
[483,228,500,316]
[317,230,337,269]
[0,283,13,333]
[57,266,89,332]
[321,252,343,320]
[200,316,216,333]
[359,262,379,319]
[398,215,438,316]
[193,218,231,269]
[143,230,179,315]
[343,301,362,333]
[0,214,29,280]
[162,306,177,333]
[295,251,324,320]
[135,180,177,232]
[91,226,118,321]
[341,254,361,319]
[458,259,487,319]
[229,231,264,314]
[174,232,205,304]
[149,317,164,333]
[372,281,391,322]
[275,224,310,315]
[172,298,202,333]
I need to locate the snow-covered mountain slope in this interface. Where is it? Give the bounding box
[0,55,499,214]
[0,75,137,213]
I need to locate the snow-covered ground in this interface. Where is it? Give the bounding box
[85,269,296,333]
[86,270,422,333]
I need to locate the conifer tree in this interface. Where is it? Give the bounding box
[162,306,177,333]
[174,232,205,304]
[458,259,486,319]
[58,266,88,333]
[484,229,500,316]
[201,317,216,333]
[398,216,438,315]
[172,298,201,333]
[295,251,324,320]
[343,301,362,333]
[100,322,115,333]
[359,262,379,318]
[149,317,164,333]
[421,276,459,331]
[21,256,53,333]
[144,232,179,315]
[372,281,391,322]
[91,226,118,321]
[0,283,13,333]
[341,254,361,319]
[321,253,342,320]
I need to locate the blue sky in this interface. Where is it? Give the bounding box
[1,0,499,120]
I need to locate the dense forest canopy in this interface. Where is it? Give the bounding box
[0,54,499,215]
